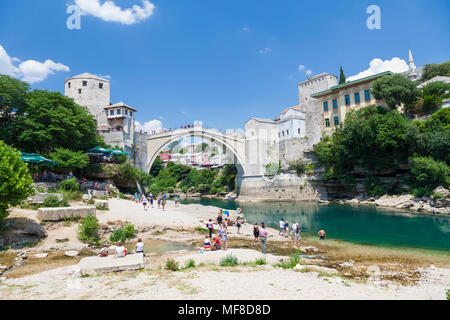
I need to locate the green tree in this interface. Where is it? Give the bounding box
[114,161,140,186]
[421,81,450,98]
[0,141,35,225]
[5,90,100,154]
[420,61,450,83]
[49,148,89,172]
[372,74,420,110]
[149,156,163,177]
[410,156,450,196]
[339,66,346,84]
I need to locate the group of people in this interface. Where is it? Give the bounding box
[278,218,302,244]
[135,192,175,212]
[203,208,244,252]
[98,238,145,258]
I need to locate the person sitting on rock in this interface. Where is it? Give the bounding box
[115,242,126,258]
[211,237,221,251]
[98,244,108,257]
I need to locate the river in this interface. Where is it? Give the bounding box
[180,198,450,252]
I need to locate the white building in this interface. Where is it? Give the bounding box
[64,73,138,154]
[276,106,306,141]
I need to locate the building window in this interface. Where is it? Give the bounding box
[125,109,128,115]
[110,110,114,116]
[365,89,371,101]
[286,130,289,136]
[323,101,329,112]
[82,81,87,86]
[333,99,338,109]
[334,116,339,126]
[99,83,103,89]
[325,118,330,127]
[117,109,121,115]
[354,92,360,104]
[130,112,133,117]
[68,82,71,88]
[298,128,300,134]
[282,131,285,136]
[78,89,82,94]
[345,95,350,105]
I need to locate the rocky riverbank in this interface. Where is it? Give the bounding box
[329,186,450,216]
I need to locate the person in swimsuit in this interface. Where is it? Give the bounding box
[259,223,268,254]
[318,229,326,240]
[253,223,259,241]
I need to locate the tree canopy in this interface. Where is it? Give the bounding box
[49,148,90,172]
[339,66,346,84]
[372,74,420,110]
[420,61,450,83]
[2,89,101,155]
[0,141,35,225]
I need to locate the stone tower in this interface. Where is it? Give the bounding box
[407,48,418,80]
[64,73,110,127]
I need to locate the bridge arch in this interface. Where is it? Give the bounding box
[145,128,248,193]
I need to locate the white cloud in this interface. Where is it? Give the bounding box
[258,47,271,55]
[298,65,305,71]
[135,119,163,133]
[305,69,312,76]
[0,45,70,83]
[74,0,155,25]
[347,57,409,82]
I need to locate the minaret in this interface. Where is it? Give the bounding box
[407,48,418,80]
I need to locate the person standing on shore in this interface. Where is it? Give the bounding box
[284,220,289,238]
[174,195,179,207]
[157,195,161,209]
[253,223,259,242]
[162,196,166,211]
[291,221,297,241]
[217,210,223,226]
[295,223,301,244]
[279,218,285,236]
[259,223,268,254]
[207,219,214,238]
[219,222,228,250]
[236,215,241,234]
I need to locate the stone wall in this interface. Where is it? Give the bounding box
[238,174,320,201]
[37,206,96,221]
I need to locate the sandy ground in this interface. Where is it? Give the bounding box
[1,198,450,300]
[1,261,449,300]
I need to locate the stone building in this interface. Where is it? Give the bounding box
[64,73,137,155]
[310,71,391,133]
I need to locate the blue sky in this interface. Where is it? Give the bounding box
[0,0,449,131]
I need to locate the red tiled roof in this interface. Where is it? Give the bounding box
[281,105,302,114]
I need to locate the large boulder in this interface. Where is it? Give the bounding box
[94,200,109,209]
[77,253,144,275]
[28,193,63,204]
[432,186,450,208]
[37,206,96,221]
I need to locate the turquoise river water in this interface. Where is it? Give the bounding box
[180,198,450,252]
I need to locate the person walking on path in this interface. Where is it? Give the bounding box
[161,197,166,211]
[142,196,148,211]
[149,193,154,208]
[259,223,268,254]
[134,192,138,203]
[174,195,179,207]
[253,223,259,242]
[157,195,161,209]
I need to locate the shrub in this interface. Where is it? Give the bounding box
[184,259,196,269]
[265,162,280,176]
[220,254,238,267]
[110,228,126,243]
[60,177,80,191]
[254,258,266,265]
[165,258,179,271]
[43,195,61,208]
[410,156,450,196]
[123,223,136,239]
[277,250,301,269]
[78,214,99,244]
[432,193,443,199]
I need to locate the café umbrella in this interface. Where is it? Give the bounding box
[20,153,59,166]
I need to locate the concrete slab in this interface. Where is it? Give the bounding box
[37,206,96,221]
[77,253,144,275]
